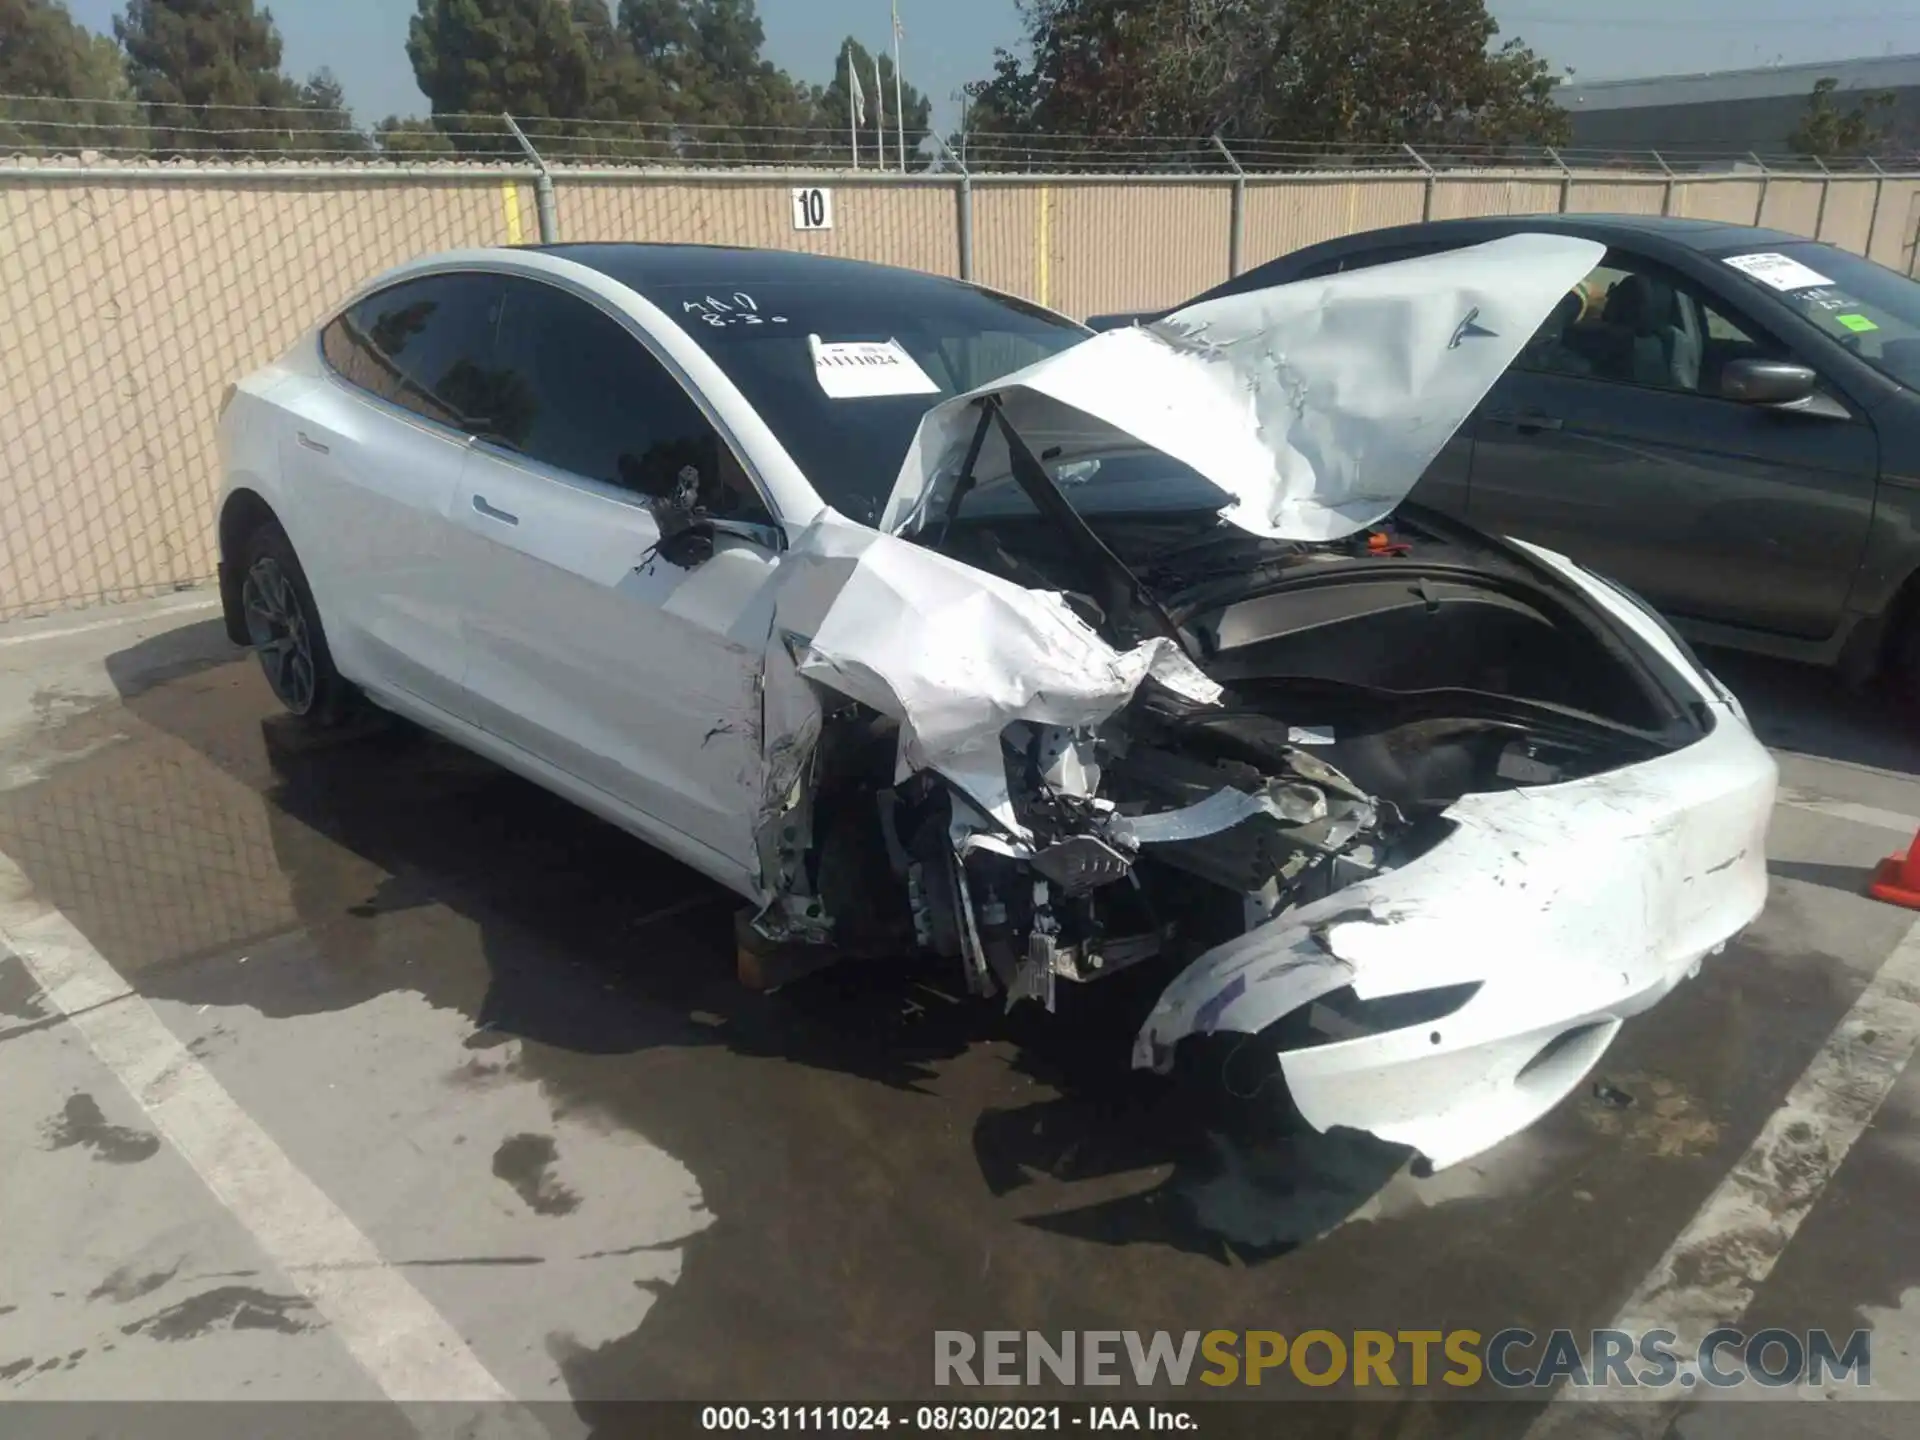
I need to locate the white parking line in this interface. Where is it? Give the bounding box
[1778,794,1920,837]
[0,593,221,648]
[1524,917,1920,1437]
[0,847,517,1406]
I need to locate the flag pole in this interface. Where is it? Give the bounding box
[892,1,907,171]
[846,41,858,169]
[874,52,886,173]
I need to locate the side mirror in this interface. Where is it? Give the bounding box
[656,521,714,569]
[1720,358,1818,407]
[650,463,715,568]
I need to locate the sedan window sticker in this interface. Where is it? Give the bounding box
[1723,252,1836,292]
[808,334,942,399]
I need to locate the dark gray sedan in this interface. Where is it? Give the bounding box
[1097,215,1920,700]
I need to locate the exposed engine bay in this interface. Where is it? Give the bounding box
[766,491,1705,1027]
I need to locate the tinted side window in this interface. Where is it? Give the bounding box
[1518,256,1785,395]
[493,278,769,522]
[323,273,506,430]
[1324,241,1458,277]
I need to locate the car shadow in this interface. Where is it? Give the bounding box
[101,616,240,697]
[96,624,1412,1276]
[93,623,1917,1297]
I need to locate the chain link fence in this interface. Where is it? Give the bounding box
[6,99,1920,621]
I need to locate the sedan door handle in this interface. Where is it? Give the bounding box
[1485,409,1564,433]
[296,431,331,454]
[471,494,519,526]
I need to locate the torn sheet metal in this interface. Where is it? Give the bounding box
[879,233,1606,543]
[1134,687,1776,1171]
[767,514,1220,830]
[1113,782,1332,845]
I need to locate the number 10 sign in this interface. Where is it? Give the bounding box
[790,187,835,232]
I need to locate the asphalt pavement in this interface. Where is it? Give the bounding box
[2,591,1919,1438]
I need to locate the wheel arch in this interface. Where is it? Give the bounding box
[217,488,281,647]
[1856,556,1920,694]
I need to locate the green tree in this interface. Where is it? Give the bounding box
[407,0,592,153]
[296,66,368,154]
[0,0,141,154]
[618,0,812,160]
[816,36,932,169]
[570,0,677,157]
[375,114,456,155]
[964,0,1568,167]
[573,0,645,116]
[619,0,695,74]
[115,0,302,155]
[1788,76,1896,161]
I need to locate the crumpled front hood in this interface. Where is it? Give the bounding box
[879,233,1605,543]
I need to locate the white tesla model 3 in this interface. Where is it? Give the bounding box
[215,237,1776,1170]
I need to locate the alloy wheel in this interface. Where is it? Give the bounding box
[241,556,317,714]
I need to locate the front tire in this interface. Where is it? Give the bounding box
[237,519,356,726]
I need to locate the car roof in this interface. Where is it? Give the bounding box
[1201,213,1825,307]
[1319,212,1811,251]
[527,241,983,301]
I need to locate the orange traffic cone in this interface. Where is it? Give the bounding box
[1869,830,1920,909]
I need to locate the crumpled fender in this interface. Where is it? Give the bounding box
[1134,703,1776,1170]
[763,514,1217,831]
[1131,915,1360,1066]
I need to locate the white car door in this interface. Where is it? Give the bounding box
[273,271,506,712]
[447,274,784,876]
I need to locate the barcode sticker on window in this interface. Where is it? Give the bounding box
[808,335,941,399]
[1724,252,1834,292]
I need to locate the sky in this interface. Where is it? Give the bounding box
[58,1,1920,131]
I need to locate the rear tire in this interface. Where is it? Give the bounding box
[236,519,357,727]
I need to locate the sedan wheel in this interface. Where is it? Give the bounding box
[234,517,356,727]
[242,556,318,714]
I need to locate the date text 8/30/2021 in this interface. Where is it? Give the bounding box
[700,1406,1195,1431]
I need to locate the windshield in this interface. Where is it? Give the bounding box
[645,277,1090,526]
[1717,242,1920,392]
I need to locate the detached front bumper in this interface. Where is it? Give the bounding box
[1134,698,1777,1171]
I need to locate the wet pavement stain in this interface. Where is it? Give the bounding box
[451,1043,523,1088]
[1581,1072,1721,1158]
[0,643,1894,1420]
[120,1287,317,1342]
[0,948,48,1021]
[88,1263,181,1304]
[493,1133,582,1216]
[40,1094,161,1164]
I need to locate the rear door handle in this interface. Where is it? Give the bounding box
[1485,410,1564,433]
[471,494,519,526]
[296,431,331,454]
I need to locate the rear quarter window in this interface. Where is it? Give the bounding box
[321,272,506,429]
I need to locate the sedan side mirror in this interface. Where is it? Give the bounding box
[1719,358,1818,407]
[656,520,714,570]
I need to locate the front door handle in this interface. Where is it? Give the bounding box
[296,431,331,454]
[471,494,519,526]
[1485,409,1564,434]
